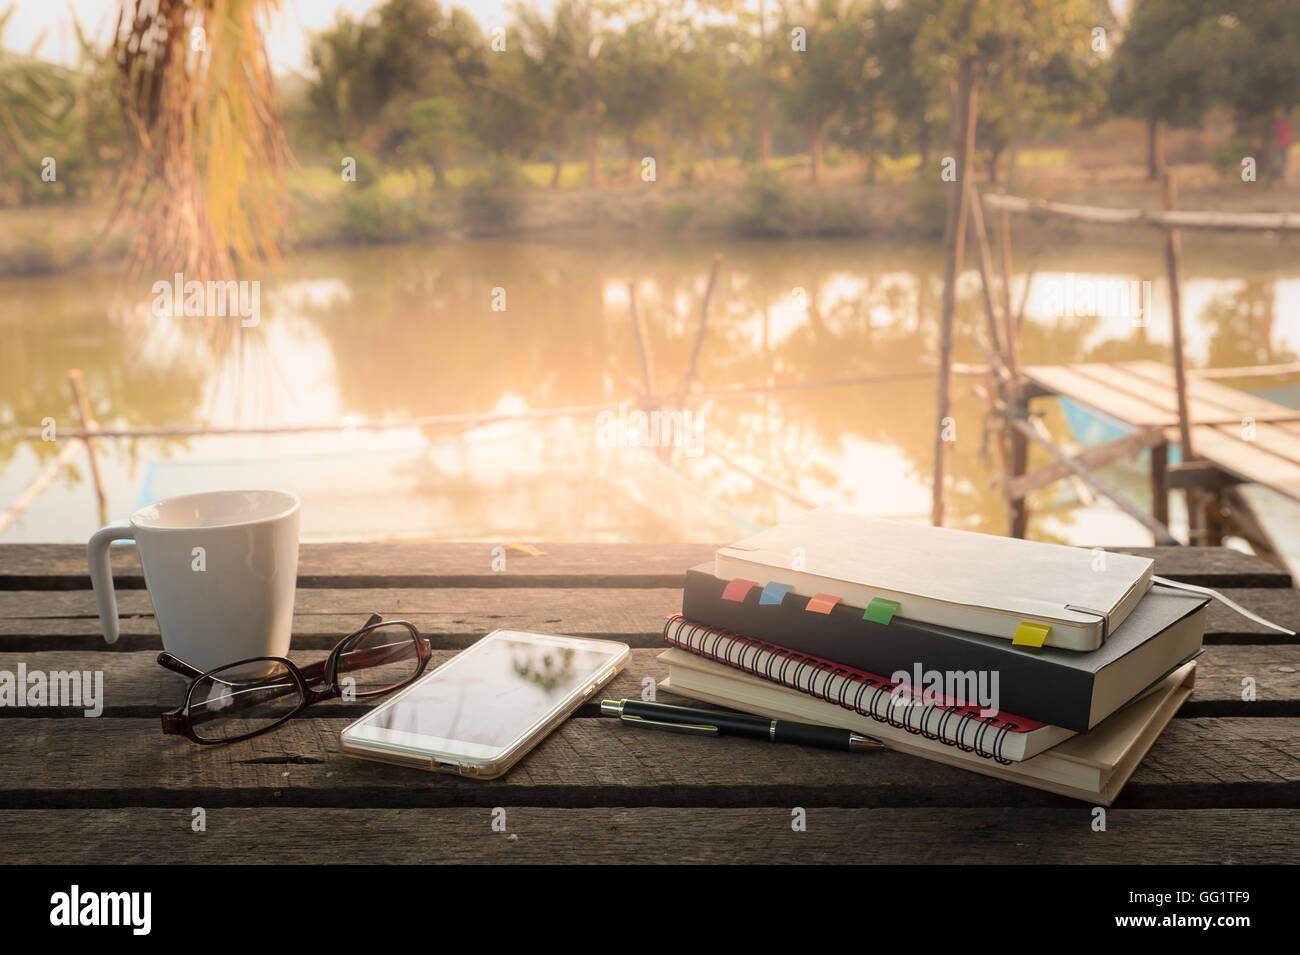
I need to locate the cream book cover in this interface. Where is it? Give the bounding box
[715,509,1154,650]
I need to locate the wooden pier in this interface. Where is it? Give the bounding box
[1023,361,1300,502]
[1008,360,1300,561]
[961,182,1300,564]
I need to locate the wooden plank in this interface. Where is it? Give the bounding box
[1114,362,1300,473]
[0,586,1293,649]
[1183,425,1300,499]
[1022,365,1174,426]
[0,543,1288,590]
[1168,461,1244,493]
[1130,360,1300,421]
[0,648,688,718]
[1206,421,1300,469]
[2,645,1296,718]
[1196,361,1300,381]
[0,542,719,591]
[0,716,1293,809]
[0,807,1293,864]
[0,587,679,647]
[1112,547,1290,587]
[1068,362,1288,427]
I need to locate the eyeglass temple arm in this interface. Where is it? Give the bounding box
[155,614,389,683]
[298,626,426,684]
[295,612,387,682]
[159,614,420,686]
[157,651,206,680]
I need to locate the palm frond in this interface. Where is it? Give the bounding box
[110,0,288,297]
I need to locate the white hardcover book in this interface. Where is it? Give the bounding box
[715,509,1154,650]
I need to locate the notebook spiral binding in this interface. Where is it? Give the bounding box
[664,614,1016,764]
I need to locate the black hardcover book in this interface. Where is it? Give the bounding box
[681,565,1208,732]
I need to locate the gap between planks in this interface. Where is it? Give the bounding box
[0,807,1293,864]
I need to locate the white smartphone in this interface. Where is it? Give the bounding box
[339,629,629,779]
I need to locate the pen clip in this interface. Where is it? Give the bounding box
[621,714,720,737]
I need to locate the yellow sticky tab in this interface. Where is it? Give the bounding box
[1012,622,1051,648]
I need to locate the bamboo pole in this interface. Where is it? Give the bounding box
[1003,426,1164,501]
[967,191,1008,375]
[626,282,657,400]
[994,207,1030,537]
[22,369,1000,442]
[1013,261,1035,337]
[981,193,1300,232]
[1151,440,1169,529]
[1009,418,1177,545]
[1161,172,1194,460]
[1008,416,1029,538]
[932,55,977,528]
[677,253,723,398]
[1194,361,1300,379]
[699,437,818,509]
[1026,413,1094,507]
[67,370,107,526]
[23,403,629,439]
[1161,169,1202,542]
[996,209,1017,374]
[0,438,86,535]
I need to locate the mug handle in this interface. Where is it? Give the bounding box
[87,520,135,645]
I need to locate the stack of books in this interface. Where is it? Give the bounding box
[661,510,1211,804]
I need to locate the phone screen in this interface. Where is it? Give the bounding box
[349,633,623,756]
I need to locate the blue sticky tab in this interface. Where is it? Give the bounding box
[759,582,793,606]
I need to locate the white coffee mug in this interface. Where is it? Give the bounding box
[88,489,301,673]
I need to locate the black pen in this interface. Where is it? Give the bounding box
[600,699,881,752]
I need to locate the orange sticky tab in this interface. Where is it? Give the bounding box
[1012,622,1051,648]
[805,593,842,614]
[721,578,759,602]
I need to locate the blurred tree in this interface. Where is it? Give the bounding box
[976,0,1109,186]
[598,7,675,183]
[0,7,77,204]
[467,39,547,161]
[407,97,467,188]
[514,0,589,186]
[1109,0,1224,178]
[1210,2,1300,179]
[774,0,862,183]
[871,0,943,172]
[306,0,486,166]
[647,1,755,184]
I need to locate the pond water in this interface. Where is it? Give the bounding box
[2,235,1298,548]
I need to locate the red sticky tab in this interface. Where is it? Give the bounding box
[721,578,759,602]
[806,593,841,614]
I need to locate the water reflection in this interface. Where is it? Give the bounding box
[0,237,1296,545]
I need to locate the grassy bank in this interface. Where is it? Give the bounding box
[2,155,1298,277]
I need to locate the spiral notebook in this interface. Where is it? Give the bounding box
[663,615,1074,762]
[661,647,1197,805]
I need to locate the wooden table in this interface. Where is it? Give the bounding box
[0,542,1296,864]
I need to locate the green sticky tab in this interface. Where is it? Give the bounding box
[1012,622,1051,648]
[863,598,900,625]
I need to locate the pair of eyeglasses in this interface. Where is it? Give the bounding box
[159,613,431,744]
